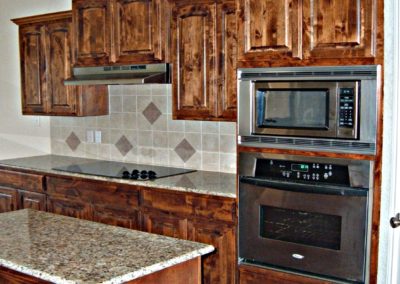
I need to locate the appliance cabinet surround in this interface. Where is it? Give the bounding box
[171,0,237,121]
[72,0,169,66]
[12,12,109,116]
[237,0,382,66]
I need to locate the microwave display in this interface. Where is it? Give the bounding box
[256,88,329,130]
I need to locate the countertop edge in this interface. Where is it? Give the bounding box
[102,246,215,284]
[0,241,214,284]
[0,259,74,284]
[0,163,237,199]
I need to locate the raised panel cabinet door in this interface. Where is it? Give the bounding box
[172,2,218,120]
[237,0,302,62]
[217,1,237,120]
[188,221,236,284]
[19,190,46,211]
[44,20,77,115]
[92,206,141,230]
[142,211,188,239]
[303,0,376,59]
[113,0,167,63]
[73,0,112,66]
[0,187,18,213]
[46,196,92,220]
[19,25,47,114]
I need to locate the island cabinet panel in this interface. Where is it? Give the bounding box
[0,187,18,213]
[73,0,111,66]
[237,0,302,62]
[188,221,236,284]
[303,0,376,59]
[12,12,109,116]
[0,266,52,284]
[73,0,168,66]
[19,191,47,211]
[45,176,141,229]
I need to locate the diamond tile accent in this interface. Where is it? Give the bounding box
[142,102,162,124]
[115,135,133,156]
[65,132,81,151]
[174,138,196,162]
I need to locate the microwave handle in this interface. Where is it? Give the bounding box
[256,90,265,127]
[239,176,368,197]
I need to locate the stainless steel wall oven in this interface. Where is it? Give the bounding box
[238,152,373,283]
[238,65,380,154]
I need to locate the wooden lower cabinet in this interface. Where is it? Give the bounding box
[142,211,188,239]
[19,190,46,211]
[239,264,334,284]
[0,187,18,213]
[92,205,140,230]
[188,220,236,284]
[46,195,92,220]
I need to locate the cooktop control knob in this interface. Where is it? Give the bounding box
[148,170,157,179]
[131,169,139,175]
[122,171,130,179]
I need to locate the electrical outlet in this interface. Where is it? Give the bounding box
[86,130,94,143]
[95,130,102,144]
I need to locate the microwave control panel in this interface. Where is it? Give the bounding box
[255,159,350,186]
[339,88,355,128]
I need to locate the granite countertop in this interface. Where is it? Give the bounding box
[0,209,214,284]
[0,155,236,198]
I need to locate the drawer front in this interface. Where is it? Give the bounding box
[0,169,44,192]
[46,176,140,209]
[141,188,236,223]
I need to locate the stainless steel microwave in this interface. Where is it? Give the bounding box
[238,65,380,154]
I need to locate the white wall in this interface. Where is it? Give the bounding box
[0,0,71,159]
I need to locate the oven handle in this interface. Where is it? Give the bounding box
[239,177,368,197]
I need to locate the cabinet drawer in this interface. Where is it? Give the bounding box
[141,188,236,223]
[46,177,139,209]
[0,169,44,193]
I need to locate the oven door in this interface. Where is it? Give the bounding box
[239,178,368,283]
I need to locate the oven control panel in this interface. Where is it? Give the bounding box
[255,159,350,186]
[339,88,355,128]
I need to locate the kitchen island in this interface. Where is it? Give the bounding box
[0,209,214,284]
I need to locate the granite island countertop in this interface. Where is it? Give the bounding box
[0,155,236,198]
[0,209,214,284]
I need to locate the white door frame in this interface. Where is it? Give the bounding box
[384,0,400,283]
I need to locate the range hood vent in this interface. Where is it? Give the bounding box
[65,63,170,85]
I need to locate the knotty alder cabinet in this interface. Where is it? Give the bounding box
[12,12,108,116]
[72,0,169,66]
[0,169,45,213]
[171,0,237,121]
[237,0,381,66]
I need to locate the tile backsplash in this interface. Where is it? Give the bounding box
[50,85,237,173]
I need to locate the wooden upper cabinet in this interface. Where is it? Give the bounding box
[303,0,376,59]
[73,0,111,66]
[12,12,109,116]
[19,25,46,114]
[172,2,217,120]
[237,0,302,62]
[44,21,77,115]
[172,0,237,121]
[72,0,168,66]
[114,0,166,63]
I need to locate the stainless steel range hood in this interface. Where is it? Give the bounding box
[64,63,170,85]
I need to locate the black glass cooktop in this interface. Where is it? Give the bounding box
[53,161,196,180]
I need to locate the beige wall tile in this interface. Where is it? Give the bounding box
[110,96,123,113]
[122,96,137,113]
[202,134,219,152]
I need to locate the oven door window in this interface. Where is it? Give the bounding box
[256,89,329,129]
[260,205,342,250]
